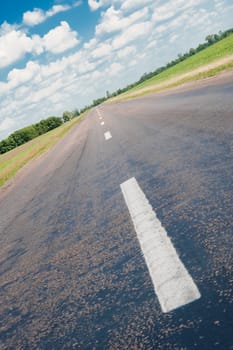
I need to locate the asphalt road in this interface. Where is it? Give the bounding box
[0,75,233,349]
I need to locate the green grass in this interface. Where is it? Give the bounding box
[121,60,233,100]
[0,114,84,187]
[116,34,233,99]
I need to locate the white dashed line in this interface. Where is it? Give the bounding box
[104,131,112,140]
[96,108,101,117]
[120,177,201,313]
[101,121,105,125]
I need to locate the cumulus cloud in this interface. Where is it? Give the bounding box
[112,21,152,50]
[0,118,16,132]
[152,0,205,24]
[1,0,233,140]
[0,28,37,68]
[88,0,110,11]
[91,42,112,58]
[23,8,46,26]
[0,21,79,68]
[88,0,122,11]
[117,45,136,59]
[108,62,123,76]
[95,6,149,36]
[42,21,79,54]
[88,0,103,11]
[121,0,154,12]
[7,61,41,87]
[152,6,176,23]
[23,4,74,26]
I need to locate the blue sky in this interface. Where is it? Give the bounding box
[0,0,233,140]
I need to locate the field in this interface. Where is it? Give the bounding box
[111,33,233,100]
[1,35,233,187]
[0,115,83,187]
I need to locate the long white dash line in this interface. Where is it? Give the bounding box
[120,177,201,313]
[104,131,112,140]
[101,121,105,126]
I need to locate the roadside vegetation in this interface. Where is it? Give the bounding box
[1,28,233,186]
[0,114,83,187]
[110,29,233,98]
[124,31,233,96]
[0,111,82,154]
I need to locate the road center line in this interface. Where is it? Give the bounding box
[101,121,105,125]
[96,108,101,118]
[120,177,201,313]
[104,131,112,140]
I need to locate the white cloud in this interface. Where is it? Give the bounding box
[88,0,122,11]
[1,0,233,140]
[78,61,96,74]
[88,0,102,11]
[47,5,71,17]
[84,38,97,50]
[23,8,45,27]
[169,34,179,43]
[7,61,41,87]
[30,34,44,55]
[117,45,136,59]
[0,21,79,69]
[88,0,109,11]
[0,21,17,35]
[0,118,16,132]
[108,62,123,76]
[146,39,157,49]
[152,0,205,25]
[23,4,71,26]
[121,0,154,12]
[91,42,112,58]
[42,21,79,54]
[0,29,36,68]
[152,5,176,23]
[96,6,149,36]
[112,21,152,49]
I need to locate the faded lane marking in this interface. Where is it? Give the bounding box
[101,121,105,126]
[104,131,112,140]
[120,177,201,313]
[96,108,101,118]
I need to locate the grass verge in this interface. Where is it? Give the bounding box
[0,114,84,187]
[110,33,233,101]
[123,60,233,100]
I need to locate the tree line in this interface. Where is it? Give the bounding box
[0,111,81,154]
[72,28,233,108]
[108,28,233,97]
[0,117,62,154]
[1,28,232,154]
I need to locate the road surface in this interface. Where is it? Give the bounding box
[0,75,233,349]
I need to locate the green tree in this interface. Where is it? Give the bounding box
[73,109,80,117]
[62,111,73,122]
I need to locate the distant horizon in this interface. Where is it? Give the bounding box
[1,0,233,140]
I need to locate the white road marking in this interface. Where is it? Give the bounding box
[96,108,101,117]
[104,131,112,140]
[120,177,201,313]
[101,121,105,125]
